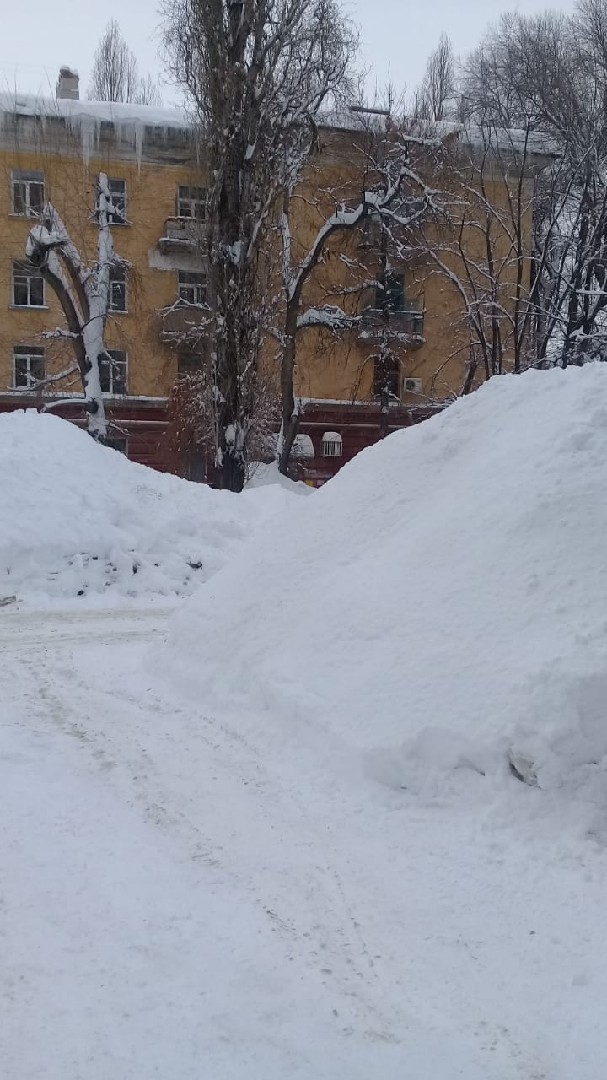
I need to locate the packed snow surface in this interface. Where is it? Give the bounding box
[0,411,296,604]
[160,365,607,1075]
[4,367,607,1079]
[168,365,607,822]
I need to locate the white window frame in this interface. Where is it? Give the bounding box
[13,345,45,389]
[12,262,45,308]
[177,185,206,220]
[291,434,315,460]
[321,431,343,457]
[107,178,127,225]
[109,264,128,313]
[12,170,45,217]
[99,349,128,396]
[178,271,207,306]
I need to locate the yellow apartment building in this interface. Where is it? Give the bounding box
[0,69,551,482]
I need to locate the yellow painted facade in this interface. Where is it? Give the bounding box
[0,133,202,401]
[0,94,546,472]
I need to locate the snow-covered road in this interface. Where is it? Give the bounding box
[2,606,606,1079]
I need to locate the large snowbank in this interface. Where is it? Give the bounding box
[167,365,607,829]
[0,412,296,605]
[6,370,607,1080]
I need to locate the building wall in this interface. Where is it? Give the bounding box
[0,141,206,402]
[0,103,542,479]
[286,126,538,410]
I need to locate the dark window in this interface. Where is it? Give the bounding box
[12,170,44,216]
[107,178,127,224]
[177,350,203,376]
[109,264,127,312]
[13,345,45,388]
[105,436,128,455]
[99,349,128,395]
[178,271,207,306]
[12,262,44,307]
[376,273,405,313]
[373,354,400,399]
[178,185,206,220]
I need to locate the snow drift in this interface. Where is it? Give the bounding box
[167,365,607,826]
[0,411,297,605]
[6,373,607,1080]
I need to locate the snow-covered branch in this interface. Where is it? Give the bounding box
[25,173,124,440]
[296,305,357,330]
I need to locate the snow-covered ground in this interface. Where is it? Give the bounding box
[3,370,607,1078]
[0,411,302,606]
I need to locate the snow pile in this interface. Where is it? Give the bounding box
[167,365,607,828]
[0,412,295,605]
[7,371,607,1079]
[246,460,312,491]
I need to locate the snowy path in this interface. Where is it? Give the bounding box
[2,607,606,1079]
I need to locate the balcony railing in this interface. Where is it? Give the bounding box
[160,303,209,346]
[158,217,208,254]
[358,304,424,345]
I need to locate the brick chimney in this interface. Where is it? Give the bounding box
[56,67,79,100]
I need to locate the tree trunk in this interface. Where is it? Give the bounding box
[278,305,300,475]
[206,45,255,493]
[215,446,245,491]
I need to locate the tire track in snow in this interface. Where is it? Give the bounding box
[1,610,409,1042]
[0,608,552,1073]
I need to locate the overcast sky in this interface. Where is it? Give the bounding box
[0,0,576,106]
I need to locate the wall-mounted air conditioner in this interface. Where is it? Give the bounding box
[402,377,422,394]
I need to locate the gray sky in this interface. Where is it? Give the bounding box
[0,0,577,106]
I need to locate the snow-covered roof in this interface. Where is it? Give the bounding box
[0,92,557,167]
[436,119,557,159]
[0,92,192,168]
[319,108,557,159]
[0,92,189,131]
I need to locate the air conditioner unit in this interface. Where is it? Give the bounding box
[402,377,422,394]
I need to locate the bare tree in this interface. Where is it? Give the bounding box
[275,111,444,472]
[134,74,163,108]
[163,0,357,491]
[25,175,128,440]
[89,19,162,106]
[414,35,455,122]
[462,6,607,367]
[421,119,556,392]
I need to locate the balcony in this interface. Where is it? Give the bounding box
[357,303,424,346]
[158,217,208,254]
[160,303,208,346]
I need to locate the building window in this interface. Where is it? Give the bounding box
[178,271,207,306]
[291,434,315,460]
[12,170,44,216]
[109,264,127,312]
[376,273,405,312]
[107,178,127,224]
[13,345,45,388]
[321,431,343,457]
[105,436,128,455]
[12,262,45,307]
[99,349,128,395]
[177,185,206,220]
[177,350,202,376]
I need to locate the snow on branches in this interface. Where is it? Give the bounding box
[25,173,128,440]
[164,0,357,490]
[274,113,448,472]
